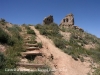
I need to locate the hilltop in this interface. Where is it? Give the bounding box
[0,14,100,75]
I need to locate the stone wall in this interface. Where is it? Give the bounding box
[60,13,74,27]
[59,13,84,32]
[43,15,53,25]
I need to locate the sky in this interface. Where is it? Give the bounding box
[0,0,100,38]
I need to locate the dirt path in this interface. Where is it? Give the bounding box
[30,26,91,75]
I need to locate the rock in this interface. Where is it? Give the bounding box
[43,15,53,25]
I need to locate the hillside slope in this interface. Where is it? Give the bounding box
[0,20,100,75]
[30,26,92,75]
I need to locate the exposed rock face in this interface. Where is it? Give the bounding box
[60,13,74,27]
[43,15,53,25]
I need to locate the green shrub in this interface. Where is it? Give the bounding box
[0,18,5,22]
[0,27,9,44]
[0,52,5,69]
[14,25,22,32]
[0,27,15,45]
[37,42,42,48]
[7,26,22,40]
[39,28,48,35]
[0,18,6,25]
[60,27,66,32]
[35,24,42,29]
[53,38,67,49]
[93,66,100,75]
[25,26,31,30]
[0,71,50,75]
[7,37,15,46]
[27,29,35,35]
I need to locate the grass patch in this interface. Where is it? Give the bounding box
[27,29,35,35]
[0,25,25,70]
[0,71,53,75]
[0,26,15,46]
[36,24,100,64]
[0,52,5,69]
[92,66,100,75]
[37,42,42,48]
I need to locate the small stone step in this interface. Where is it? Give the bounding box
[21,51,42,57]
[26,47,39,50]
[25,43,38,47]
[24,40,37,43]
[17,63,45,68]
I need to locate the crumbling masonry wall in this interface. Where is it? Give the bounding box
[43,15,53,25]
[59,13,84,32]
[60,13,74,26]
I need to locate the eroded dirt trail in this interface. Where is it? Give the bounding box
[30,26,91,75]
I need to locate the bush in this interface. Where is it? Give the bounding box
[93,66,100,75]
[0,27,9,44]
[37,42,42,48]
[35,24,42,29]
[25,26,31,30]
[60,27,66,32]
[27,29,35,35]
[0,52,5,69]
[0,71,50,75]
[7,37,15,46]
[7,26,22,40]
[0,18,5,22]
[53,38,67,49]
[14,25,22,32]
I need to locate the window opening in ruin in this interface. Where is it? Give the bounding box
[66,18,68,22]
[63,19,65,22]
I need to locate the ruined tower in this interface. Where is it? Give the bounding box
[59,13,74,27]
[59,13,84,32]
[43,15,53,25]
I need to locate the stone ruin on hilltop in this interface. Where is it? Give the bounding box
[43,15,53,25]
[42,13,84,32]
[60,13,74,27]
[59,13,84,32]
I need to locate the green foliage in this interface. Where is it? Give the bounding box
[6,25,23,46]
[0,18,5,22]
[0,27,15,46]
[27,29,35,35]
[0,27,9,44]
[93,66,100,75]
[35,23,62,38]
[14,25,22,32]
[25,25,31,30]
[0,18,6,25]
[23,25,36,35]
[0,71,52,75]
[53,38,67,49]
[60,27,66,32]
[0,52,5,69]
[0,25,24,69]
[35,24,42,29]
[5,40,24,68]
[37,42,42,48]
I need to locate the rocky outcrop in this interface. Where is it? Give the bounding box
[43,15,53,25]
